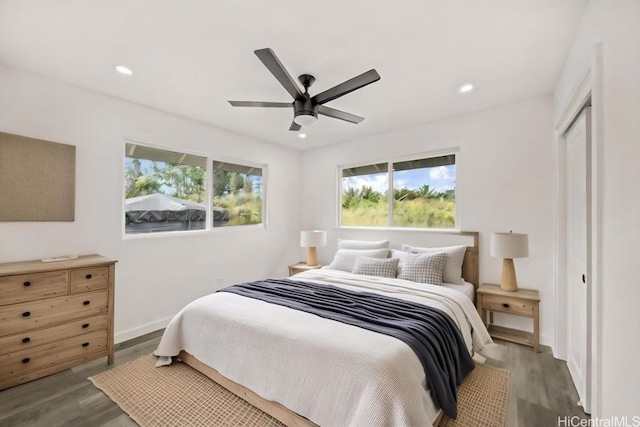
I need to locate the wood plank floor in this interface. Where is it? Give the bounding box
[0,333,588,427]
[492,340,589,426]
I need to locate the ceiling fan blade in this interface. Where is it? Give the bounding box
[312,69,380,105]
[254,48,304,100]
[289,121,301,131]
[228,101,291,108]
[318,105,364,124]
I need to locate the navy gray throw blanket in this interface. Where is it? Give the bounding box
[219,278,474,419]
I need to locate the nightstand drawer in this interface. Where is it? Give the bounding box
[482,295,534,317]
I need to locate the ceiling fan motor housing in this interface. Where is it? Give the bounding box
[294,98,318,122]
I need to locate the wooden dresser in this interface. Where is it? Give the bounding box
[0,255,116,390]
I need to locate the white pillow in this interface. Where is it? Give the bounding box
[337,239,390,250]
[390,249,410,275]
[398,252,447,285]
[401,244,467,285]
[352,256,399,278]
[325,248,389,272]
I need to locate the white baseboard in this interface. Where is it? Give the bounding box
[114,316,173,344]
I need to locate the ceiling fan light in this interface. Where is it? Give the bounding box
[293,112,318,126]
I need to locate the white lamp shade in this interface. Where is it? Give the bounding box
[490,232,529,258]
[300,230,327,248]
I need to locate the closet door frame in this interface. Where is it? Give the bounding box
[553,43,604,417]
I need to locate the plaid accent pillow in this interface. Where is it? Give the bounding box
[402,244,467,285]
[352,256,399,278]
[398,252,447,285]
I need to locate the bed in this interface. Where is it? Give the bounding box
[154,231,496,427]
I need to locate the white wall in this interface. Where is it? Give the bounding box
[0,65,302,342]
[301,96,556,345]
[553,0,640,418]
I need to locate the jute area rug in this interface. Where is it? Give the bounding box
[89,354,509,427]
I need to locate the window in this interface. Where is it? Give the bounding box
[124,143,207,234]
[341,162,389,227]
[212,161,264,227]
[341,154,456,229]
[124,142,267,235]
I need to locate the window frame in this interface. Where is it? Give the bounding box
[122,138,267,240]
[337,149,460,231]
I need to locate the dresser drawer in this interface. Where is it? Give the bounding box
[70,267,109,293]
[0,329,107,379]
[0,291,108,337]
[0,271,68,306]
[482,295,534,317]
[0,315,108,356]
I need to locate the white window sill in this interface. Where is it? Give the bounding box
[122,223,266,240]
[336,226,461,233]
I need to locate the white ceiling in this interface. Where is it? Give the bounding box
[0,1,587,150]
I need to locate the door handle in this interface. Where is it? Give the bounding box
[582,274,586,284]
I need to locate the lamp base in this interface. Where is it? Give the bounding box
[306,247,318,266]
[500,258,518,291]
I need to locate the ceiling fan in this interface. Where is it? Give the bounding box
[228,48,381,131]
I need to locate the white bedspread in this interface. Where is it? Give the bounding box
[442,280,476,301]
[154,270,496,427]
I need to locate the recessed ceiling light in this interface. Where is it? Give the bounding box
[459,84,473,93]
[298,133,307,139]
[115,65,133,76]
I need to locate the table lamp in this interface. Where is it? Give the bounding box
[300,230,326,266]
[490,231,529,291]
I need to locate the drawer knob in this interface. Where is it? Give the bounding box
[82,342,90,347]
[502,303,510,308]
[23,281,31,287]
[83,300,90,306]
[22,311,31,317]
[22,337,31,343]
[85,274,92,279]
[82,323,90,329]
[22,358,30,364]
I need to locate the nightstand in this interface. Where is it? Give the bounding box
[288,262,322,276]
[476,283,540,352]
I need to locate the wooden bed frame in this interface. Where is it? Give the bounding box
[178,351,317,427]
[459,231,480,289]
[178,231,480,427]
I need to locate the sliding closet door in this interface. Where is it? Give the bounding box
[565,107,591,413]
